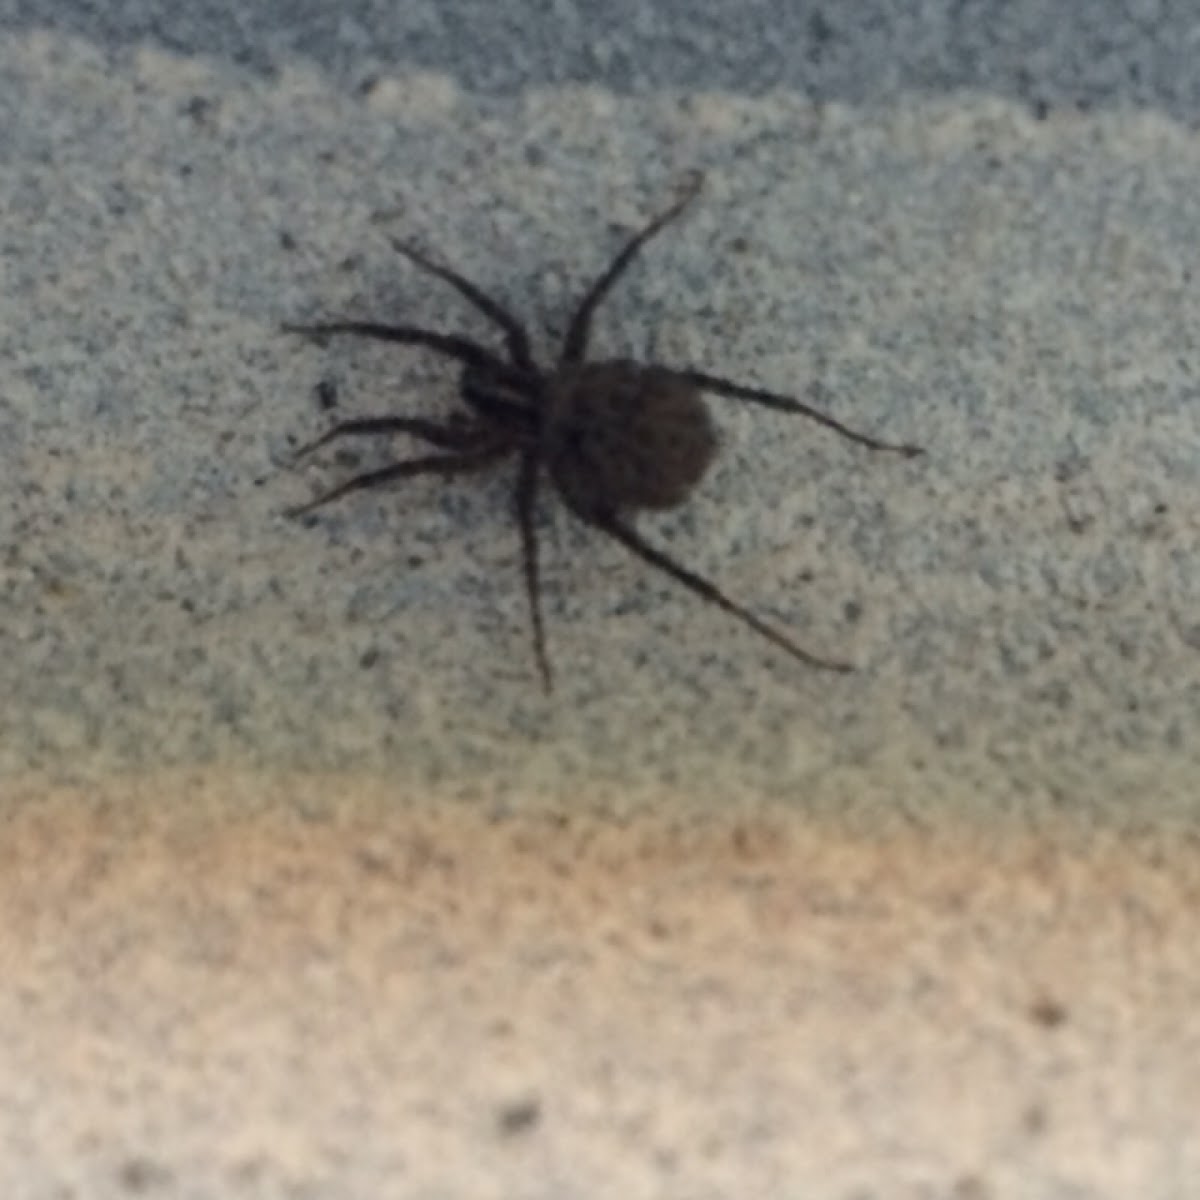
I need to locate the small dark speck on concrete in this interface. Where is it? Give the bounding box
[355,846,393,875]
[359,646,380,669]
[843,598,863,624]
[950,1174,992,1200]
[1023,1103,1049,1136]
[808,9,834,54]
[1029,995,1068,1029]
[116,1156,172,1192]
[279,229,297,251]
[316,379,339,410]
[496,1097,541,1137]
[183,95,214,124]
[1053,455,1088,484]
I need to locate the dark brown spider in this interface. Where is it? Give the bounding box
[283,176,922,690]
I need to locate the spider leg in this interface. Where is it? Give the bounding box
[515,450,552,692]
[560,173,704,364]
[682,370,924,456]
[286,446,507,519]
[290,416,490,464]
[283,321,503,371]
[389,238,535,371]
[460,376,540,434]
[580,509,854,673]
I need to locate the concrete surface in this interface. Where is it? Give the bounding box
[9,0,1200,117]
[2,10,1199,1199]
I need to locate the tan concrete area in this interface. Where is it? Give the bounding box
[2,773,1198,1197]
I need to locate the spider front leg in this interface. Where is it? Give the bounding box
[514,450,552,692]
[287,446,508,519]
[388,238,536,371]
[282,321,503,372]
[560,172,704,364]
[290,415,493,464]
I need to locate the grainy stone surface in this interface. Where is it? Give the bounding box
[2,18,1199,1200]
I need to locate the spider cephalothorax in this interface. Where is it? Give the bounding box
[284,175,922,690]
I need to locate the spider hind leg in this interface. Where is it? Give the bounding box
[684,370,923,456]
[582,508,854,673]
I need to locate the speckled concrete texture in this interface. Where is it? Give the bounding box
[2,21,1199,1200]
[5,34,1199,807]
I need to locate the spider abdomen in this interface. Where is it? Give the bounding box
[545,360,719,515]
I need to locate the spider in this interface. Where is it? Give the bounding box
[283,175,922,690]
